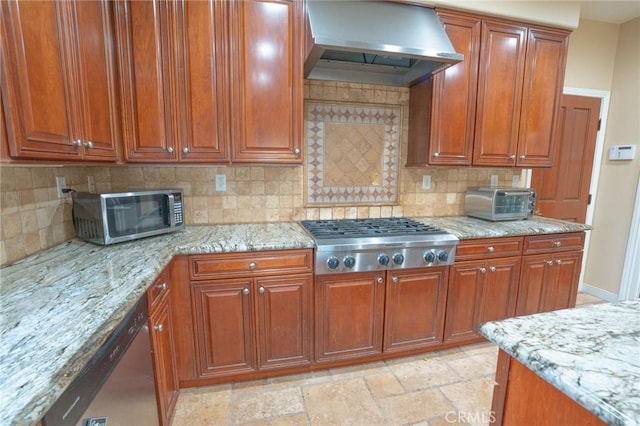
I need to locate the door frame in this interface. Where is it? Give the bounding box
[620,173,640,300]
[525,87,611,295]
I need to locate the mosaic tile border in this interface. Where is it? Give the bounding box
[305,102,401,205]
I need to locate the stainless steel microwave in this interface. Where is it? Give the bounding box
[72,189,184,245]
[465,187,536,221]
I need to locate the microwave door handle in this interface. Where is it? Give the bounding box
[167,194,176,227]
[499,191,528,196]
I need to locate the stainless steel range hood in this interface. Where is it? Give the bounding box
[304,1,463,87]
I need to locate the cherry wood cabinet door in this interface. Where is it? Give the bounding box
[516,254,550,316]
[408,11,480,167]
[173,0,229,162]
[517,250,581,316]
[114,0,177,162]
[229,0,303,163]
[1,0,119,161]
[149,296,179,426]
[384,267,448,352]
[443,260,485,344]
[191,279,257,378]
[516,27,569,167]
[315,272,385,363]
[473,20,527,167]
[479,256,521,323]
[540,251,582,312]
[255,275,312,370]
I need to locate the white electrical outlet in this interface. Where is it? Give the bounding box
[490,175,499,187]
[87,176,96,193]
[422,175,431,190]
[55,176,68,198]
[512,175,520,187]
[215,174,226,192]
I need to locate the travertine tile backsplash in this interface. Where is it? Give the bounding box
[0,80,519,266]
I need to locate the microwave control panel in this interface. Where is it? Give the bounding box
[174,200,184,225]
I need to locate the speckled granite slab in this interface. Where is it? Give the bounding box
[0,217,588,424]
[421,215,591,239]
[479,301,640,425]
[0,223,314,425]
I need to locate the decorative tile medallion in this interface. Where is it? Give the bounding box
[305,102,401,205]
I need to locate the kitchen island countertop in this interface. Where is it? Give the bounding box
[479,300,640,425]
[0,216,590,424]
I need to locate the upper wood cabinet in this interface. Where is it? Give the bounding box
[228,0,304,163]
[114,0,229,163]
[408,10,569,168]
[1,0,120,162]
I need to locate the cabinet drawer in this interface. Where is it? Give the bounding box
[523,232,585,255]
[190,249,313,279]
[147,267,170,314]
[455,237,524,261]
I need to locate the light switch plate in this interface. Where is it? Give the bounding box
[422,175,431,190]
[215,174,226,191]
[490,175,499,187]
[55,176,68,198]
[512,175,520,187]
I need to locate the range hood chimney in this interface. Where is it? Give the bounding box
[304,1,463,87]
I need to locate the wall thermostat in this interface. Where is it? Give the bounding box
[608,145,636,161]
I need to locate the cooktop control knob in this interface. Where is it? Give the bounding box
[437,250,449,262]
[377,254,390,266]
[392,253,404,265]
[423,251,436,264]
[327,256,340,269]
[343,255,356,269]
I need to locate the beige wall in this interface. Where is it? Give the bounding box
[583,17,640,295]
[564,19,620,90]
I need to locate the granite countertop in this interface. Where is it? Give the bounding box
[422,215,591,239]
[0,216,589,424]
[0,223,314,425]
[479,301,640,425]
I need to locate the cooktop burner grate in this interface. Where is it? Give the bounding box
[300,217,447,239]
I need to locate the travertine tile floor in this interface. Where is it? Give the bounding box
[172,292,602,426]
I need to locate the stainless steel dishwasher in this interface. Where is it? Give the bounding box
[42,297,159,426]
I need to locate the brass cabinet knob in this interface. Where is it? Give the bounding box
[479,267,487,274]
[259,286,265,294]
[154,324,164,332]
[242,288,249,295]
[167,147,174,153]
[182,147,189,154]
[249,262,256,270]
[84,141,94,149]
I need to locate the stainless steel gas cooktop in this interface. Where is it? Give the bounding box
[300,217,458,274]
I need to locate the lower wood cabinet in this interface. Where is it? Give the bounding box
[315,267,448,363]
[516,232,585,316]
[516,250,582,316]
[188,249,313,381]
[147,267,179,426]
[444,257,521,344]
[315,272,386,363]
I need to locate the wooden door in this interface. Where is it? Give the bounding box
[516,27,569,167]
[315,272,385,363]
[541,251,583,312]
[430,11,481,166]
[174,0,229,162]
[115,0,178,162]
[72,1,120,161]
[384,267,448,352]
[255,275,312,369]
[1,1,81,160]
[479,257,521,322]
[149,297,179,426]
[473,20,527,167]
[407,10,480,166]
[443,260,485,343]
[229,0,303,163]
[531,95,601,222]
[516,254,553,316]
[191,279,257,377]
